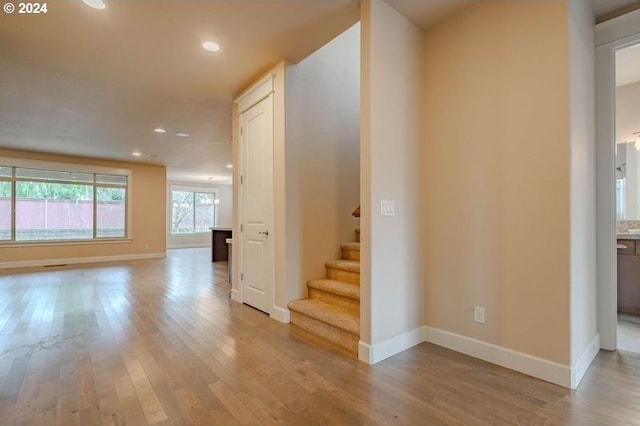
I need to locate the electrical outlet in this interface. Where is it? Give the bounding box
[474,306,485,324]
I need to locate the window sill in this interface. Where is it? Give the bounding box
[0,238,133,248]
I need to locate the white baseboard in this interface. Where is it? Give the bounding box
[571,334,600,389]
[422,326,572,388]
[0,252,165,269]
[358,325,598,389]
[167,243,210,249]
[230,288,242,303]
[358,341,373,363]
[228,292,289,324]
[358,327,424,364]
[271,306,290,323]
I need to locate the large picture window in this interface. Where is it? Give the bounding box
[0,163,129,243]
[171,187,216,234]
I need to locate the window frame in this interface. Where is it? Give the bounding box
[0,157,132,245]
[169,185,218,236]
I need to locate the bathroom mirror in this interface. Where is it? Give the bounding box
[615,70,640,223]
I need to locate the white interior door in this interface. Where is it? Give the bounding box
[240,94,274,314]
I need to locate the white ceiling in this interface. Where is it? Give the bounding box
[591,0,640,18]
[384,0,476,30]
[386,0,640,31]
[1,0,640,185]
[0,0,359,184]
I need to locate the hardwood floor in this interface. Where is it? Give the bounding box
[618,313,640,353]
[1,248,640,425]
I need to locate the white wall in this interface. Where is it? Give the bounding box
[616,84,640,219]
[216,184,233,228]
[285,23,360,301]
[569,0,599,386]
[166,181,232,249]
[616,82,640,144]
[360,0,424,361]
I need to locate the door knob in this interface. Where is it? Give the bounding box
[258,230,269,236]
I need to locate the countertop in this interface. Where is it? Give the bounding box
[617,234,640,240]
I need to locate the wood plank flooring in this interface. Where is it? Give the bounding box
[0,248,639,425]
[618,313,640,353]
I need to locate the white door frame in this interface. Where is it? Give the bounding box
[595,10,640,350]
[233,74,275,311]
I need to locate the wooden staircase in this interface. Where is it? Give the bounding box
[288,238,360,356]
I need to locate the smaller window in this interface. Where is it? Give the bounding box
[170,187,217,234]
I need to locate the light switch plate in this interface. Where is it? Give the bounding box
[380,200,395,216]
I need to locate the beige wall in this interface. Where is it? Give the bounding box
[361,0,424,347]
[422,1,571,364]
[0,148,166,264]
[285,23,360,300]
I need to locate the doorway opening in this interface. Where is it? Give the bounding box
[614,41,640,353]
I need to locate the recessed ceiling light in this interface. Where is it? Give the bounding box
[175,131,190,138]
[202,41,220,52]
[132,152,142,157]
[154,128,166,133]
[82,0,106,9]
[226,164,233,169]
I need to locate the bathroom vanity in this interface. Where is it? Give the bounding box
[617,234,640,314]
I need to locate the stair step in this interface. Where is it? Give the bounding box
[308,279,359,312]
[288,300,359,334]
[308,279,359,300]
[325,260,360,285]
[325,259,360,272]
[288,299,359,354]
[341,242,360,250]
[340,242,360,261]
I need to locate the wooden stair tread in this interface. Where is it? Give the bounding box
[308,279,360,300]
[340,242,360,250]
[325,259,360,273]
[288,299,359,335]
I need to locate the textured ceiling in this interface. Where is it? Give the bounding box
[386,0,640,31]
[0,0,359,184]
[1,0,640,185]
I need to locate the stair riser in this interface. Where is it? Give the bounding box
[308,288,359,313]
[290,311,358,355]
[326,267,359,285]
[341,248,360,261]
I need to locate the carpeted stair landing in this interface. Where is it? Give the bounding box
[288,241,360,356]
